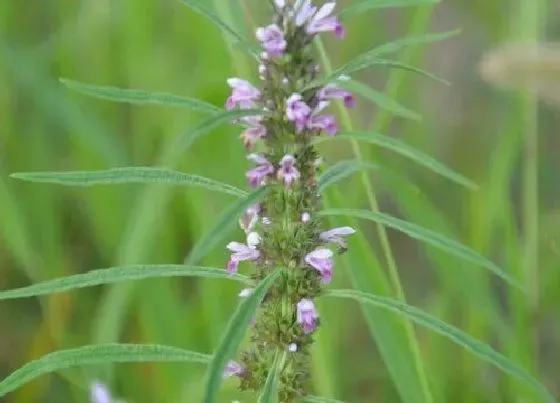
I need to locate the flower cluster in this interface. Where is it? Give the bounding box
[223,1,355,401]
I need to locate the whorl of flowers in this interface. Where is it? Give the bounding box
[223,1,355,401]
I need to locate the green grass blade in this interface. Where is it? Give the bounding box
[258,354,280,403]
[326,290,555,403]
[0,344,211,398]
[10,167,247,198]
[179,0,258,54]
[341,79,421,121]
[203,269,281,403]
[345,59,449,85]
[339,0,439,15]
[186,187,267,265]
[0,265,251,301]
[319,208,521,289]
[314,132,477,189]
[59,79,220,112]
[318,160,379,192]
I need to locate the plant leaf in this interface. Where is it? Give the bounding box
[339,0,440,15]
[346,59,449,84]
[304,396,346,403]
[171,108,267,158]
[314,132,477,189]
[203,269,281,403]
[0,265,251,301]
[179,0,258,54]
[319,208,522,289]
[10,167,247,197]
[326,289,555,403]
[258,354,280,403]
[341,79,421,120]
[0,344,211,398]
[59,79,220,112]
[318,160,379,192]
[186,187,267,265]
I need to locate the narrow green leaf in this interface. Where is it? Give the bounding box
[59,79,220,112]
[304,396,346,403]
[0,265,251,301]
[186,187,267,265]
[339,0,440,15]
[172,109,267,158]
[314,132,477,189]
[179,0,258,54]
[258,354,280,403]
[318,160,379,192]
[319,209,522,289]
[10,167,247,197]
[203,270,281,403]
[0,344,211,398]
[344,59,449,85]
[341,79,421,121]
[327,289,555,403]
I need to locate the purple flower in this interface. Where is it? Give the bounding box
[320,226,356,248]
[226,78,261,110]
[307,2,345,38]
[256,24,287,57]
[226,232,260,274]
[305,248,334,284]
[277,154,300,187]
[286,93,311,133]
[240,117,267,150]
[294,0,317,27]
[239,203,260,233]
[90,382,111,403]
[306,101,337,135]
[246,154,274,188]
[318,84,355,108]
[296,298,319,334]
[223,360,245,379]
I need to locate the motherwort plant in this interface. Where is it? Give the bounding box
[221,0,355,400]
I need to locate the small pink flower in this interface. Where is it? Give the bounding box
[90,381,111,403]
[306,101,337,135]
[320,226,356,248]
[305,248,334,284]
[240,117,267,150]
[307,2,345,38]
[226,232,260,274]
[286,93,311,133]
[246,154,274,188]
[296,298,319,334]
[226,78,261,110]
[256,24,287,57]
[317,84,355,108]
[239,203,260,233]
[277,154,300,187]
[223,360,245,379]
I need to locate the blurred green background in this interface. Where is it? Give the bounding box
[1,0,559,402]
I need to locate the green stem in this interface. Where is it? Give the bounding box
[314,38,434,403]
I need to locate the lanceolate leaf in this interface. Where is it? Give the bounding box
[319,209,521,288]
[10,168,247,197]
[186,187,267,265]
[340,79,421,121]
[304,396,346,403]
[0,344,211,398]
[342,59,449,85]
[314,132,477,189]
[318,160,379,192]
[0,265,251,301]
[327,290,555,403]
[203,270,281,403]
[339,0,440,15]
[179,0,258,54]
[60,79,220,112]
[258,353,280,403]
